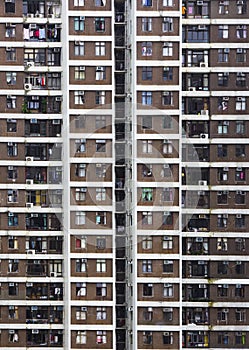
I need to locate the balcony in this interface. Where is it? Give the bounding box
[26,282,63,300]
[25,213,62,230]
[23,24,61,42]
[26,330,63,347]
[22,96,62,114]
[183,307,209,325]
[23,0,61,18]
[26,306,63,324]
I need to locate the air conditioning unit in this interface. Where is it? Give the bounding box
[26,179,33,185]
[197,0,204,4]
[26,62,34,69]
[188,87,196,91]
[26,282,33,287]
[26,156,34,161]
[199,180,207,186]
[198,25,207,30]
[6,47,12,51]
[200,62,208,68]
[50,272,57,277]
[236,214,242,218]
[47,13,54,18]
[24,83,32,91]
[32,329,39,334]
[223,167,229,171]
[27,250,35,254]
[128,307,133,311]
[52,119,61,125]
[201,109,209,116]
[26,203,33,208]
[55,97,62,102]
[223,97,229,101]
[81,307,87,311]
[200,133,208,138]
[27,13,34,18]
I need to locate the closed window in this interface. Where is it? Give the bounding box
[237,25,247,38]
[142,91,152,105]
[143,283,153,296]
[96,259,106,272]
[142,17,152,32]
[218,48,229,62]
[74,42,84,56]
[75,211,86,225]
[95,18,105,32]
[96,307,106,320]
[142,42,152,56]
[95,42,106,56]
[74,17,85,31]
[75,115,86,129]
[162,236,173,249]
[142,259,152,273]
[96,91,105,105]
[75,66,85,80]
[217,144,227,158]
[143,331,152,345]
[96,140,106,152]
[142,140,152,153]
[162,17,173,32]
[163,42,173,56]
[96,283,106,296]
[236,97,246,111]
[95,66,106,80]
[218,25,229,39]
[162,92,173,105]
[163,283,173,297]
[76,259,87,272]
[236,48,246,63]
[76,331,86,344]
[142,236,152,249]
[142,0,152,6]
[142,211,152,225]
[163,67,173,80]
[142,67,152,80]
[6,72,16,85]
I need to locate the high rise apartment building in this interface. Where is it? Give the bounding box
[0,0,249,349]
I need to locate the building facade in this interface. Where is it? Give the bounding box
[0,0,249,349]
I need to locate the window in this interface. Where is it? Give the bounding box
[217,214,228,228]
[95,18,105,32]
[8,213,18,227]
[163,0,173,6]
[218,261,228,274]
[8,282,18,296]
[236,309,246,322]
[96,307,106,320]
[163,236,173,249]
[162,17,173,32]
[7,166,17,180]
[218,332,229,345]
[142,91,152,105]
[235,168,246,181]
[218,121,229,134]
[74,0,84,5]
[142,17,152,32]
[142,140,152,153]
[142,116,152,129]
[217,284,228,297]
[162,141,173,154]
[217,191,228,204]
[163,42,173,56]
[95,42,106,56]
[142,0,152,5]
[6,96,16,109]
[96,188,106,201]
[75,139,86,153]
[162,115,172,129]
[96,237,106,249]
[96,66,106,80]
[74,17,85,31]
[236,73,246,87]
[235,191,246,204]
[218,48,229,63]
[235,261,245,274]
[236,121,245,135]
[237,48,246,62]
[8,259,19,273]
[142,42,152,56]
[162,188,174,202]
[142,259,152,273]
[9,330,18,343]
[143,307,153,321]
[217,237,227,251]
[142,188,153,201]
[75,66,85,80]
[236,97,246,111]
[237,0,247,14]
[74,91,85,105]
[218,168,228,182]
[218,73,229,86]
[95,0,106,6]
[163,332,173,345]
[218,97,229,111]
[162,212,173,225]
[75,163,86,177]
[74,41,84,56]
[163,283,173,297]
[96,139,106,152]
[235,215,245,228]
[163,260,173,273]
[96,259,106,272]
[235,284,245,297]
[143,283,153,296]
[163,67,173,80]
[76,331,86,344]
[217,145,227,158]
[8,236,18,249]
[162,92,173,105]
[76,282,86,296]
[75,188,86,201]
[236,332,246,345]
[75,236,86,249]
[96,212,106,225]
[218,25,229,39]
[6,72,16,85]
[5,0,15,13]
[142,236,152,249]
[96,283,106,296]
[75,115,85,129]
[237,25,247,38]
[142,211,152,225]
[163,308,173,321]
[75,211,86,225]
[76,259,87,272]
[96,91,105,105]
[236,144,245,157]
[95,163,106,177]
[142,67,152,80]
[95,116,106,129]
[9,306,18,319]
[7,189,18,203]
[219,0,229,14]
[7,119,17,133]
[143,331,152,345]
[76,307,87,320]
